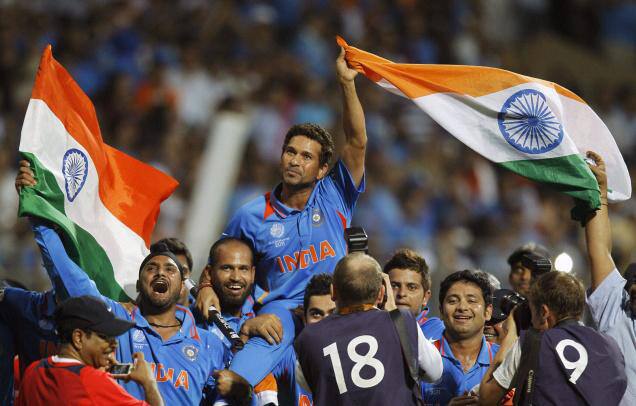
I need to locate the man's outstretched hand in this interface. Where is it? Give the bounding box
[586,151,608,202]
[336,47,358,84]
[15,160,37,193]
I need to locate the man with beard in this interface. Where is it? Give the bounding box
[421,270,497,405]
[198,46,367,390]
[199,237,279,405]
[151,238,194,307]
[21,221,247,405]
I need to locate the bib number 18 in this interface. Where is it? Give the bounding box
[322,335,385,394]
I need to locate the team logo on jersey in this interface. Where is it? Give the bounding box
[133,330,146,343]
[62,148,89,202]
[270,223,285,238]
[311,208,324,226]
[182,344,198,361]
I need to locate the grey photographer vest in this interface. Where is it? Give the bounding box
[512,320,627,405]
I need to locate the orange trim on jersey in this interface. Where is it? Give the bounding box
[256,291,270,304]
[254,373,278,393]
[336,210,346,231]
[263,192,275,219]
[178,305,200,341]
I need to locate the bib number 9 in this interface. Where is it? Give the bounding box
[322,335,385,394]
[555,339,588,384]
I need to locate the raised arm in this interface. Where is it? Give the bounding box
[337,47,366,187]
[584,151,615,291]
[32,221,101,299]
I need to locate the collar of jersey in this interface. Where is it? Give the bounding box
[439,331,497,367]
[130,304,200,341]
[270,182,321,218]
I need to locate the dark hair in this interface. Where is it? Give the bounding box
[282,123,335,166]
[529,271,585,321]
[383,248,431,291]
[208,237,254,267]
[304,273,333,311]
[439,270,493,306]
[333,253,383,307]
[151,238,193,273]
[507,242,550,267]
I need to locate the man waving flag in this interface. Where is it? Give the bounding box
[337,36,631,215]
[18,45,178,301]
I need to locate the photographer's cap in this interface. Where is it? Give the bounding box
[54,295,134,337]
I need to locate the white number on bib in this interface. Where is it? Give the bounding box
[322,335,386,394]
[555,339,588,384]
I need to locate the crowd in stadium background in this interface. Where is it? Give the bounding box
[0,0,635,311]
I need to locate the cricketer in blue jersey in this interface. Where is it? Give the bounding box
[198,46,368,389]
[195,237,280,406]
[28,222,249,405]
[382,248,445,340]
[0,228,109,375]
[421,270,498,405]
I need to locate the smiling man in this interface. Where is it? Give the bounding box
[198,47,368,389]
[16,295,163,406]
[383,249,444,340]
[421,270,497,405]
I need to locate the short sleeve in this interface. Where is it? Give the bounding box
[221,206,257,249]
[322,160,365,217]
[84,369,147,405]
[586,269,630,333]
[493,340,521,390]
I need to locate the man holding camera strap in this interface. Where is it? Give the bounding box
[479,152,628,406]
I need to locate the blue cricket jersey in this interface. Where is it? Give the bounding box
[421,332,499,405]
[0,317,14,406]
[32,222,227,405]
[415,308,445,341]
[223,160,364,305]
[0,288,58,373]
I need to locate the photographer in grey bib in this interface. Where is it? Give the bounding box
[294,252,443,406]
[479,270,627,405]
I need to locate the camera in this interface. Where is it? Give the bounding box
[488,289,527,325]
[345,226,368,254]
[109,363,133,375]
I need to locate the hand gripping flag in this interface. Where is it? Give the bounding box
[337,37,631,215]
[18,45,179,301]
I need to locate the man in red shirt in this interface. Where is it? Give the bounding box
[16,295,164,406]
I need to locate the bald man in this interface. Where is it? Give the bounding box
[294,253,442,406]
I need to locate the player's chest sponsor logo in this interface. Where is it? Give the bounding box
[270,222,285,238]
[182,344,198,361]
[275,240,337,273]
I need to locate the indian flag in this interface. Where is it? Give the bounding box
[18,46,178,301]
[338,37,631,211]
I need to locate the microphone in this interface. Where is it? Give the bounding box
[185,279,244,351]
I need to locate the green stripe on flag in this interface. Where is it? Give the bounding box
[18,152,130,301]
[499,154,601,214]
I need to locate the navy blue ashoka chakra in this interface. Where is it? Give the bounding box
[497,89,564,154]
[62,148,89,202]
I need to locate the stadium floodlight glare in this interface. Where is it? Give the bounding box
[554,252,574,273]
